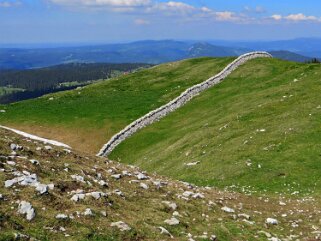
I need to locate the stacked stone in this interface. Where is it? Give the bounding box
[98,52,272,157]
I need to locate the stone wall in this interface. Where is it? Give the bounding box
[97,51,272,157]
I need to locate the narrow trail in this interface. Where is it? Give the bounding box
[98,51,272,157]
[0,125,72,149]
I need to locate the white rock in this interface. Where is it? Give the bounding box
[164,217,180,226]
[269,238,281,241]
[111,174,122,180]
[193,193,204,199]
[182,191,194,198]
[185,161,200,166]
[159,226,173,238]
[162,201,177,210]
[6,161,16,166]
[173,211,180,217]
[221,206,235,213]
[0,110,6,113]
[29,159,40,165]
[101,211,107,217]
[70,194,85,202]
[5,179,17,188]
[70,174,85,183]
[113,189,124,197]
[136,173,148,180]
[10,143,17,150]
[83,208,93,216]
[88,192,107,200]
[140,183,149,190]
[44,145,52,150]
[56,214,68,219]
[18,201,35,221]
[34,183,49,194]
[266,218,278,225]
[110,221,131,231]
[98,180,108,187]
[238,213,250,220]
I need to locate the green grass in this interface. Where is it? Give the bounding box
[110,58,321,196]
[0,57,233,152]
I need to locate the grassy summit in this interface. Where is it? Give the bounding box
[110,58,321,196]
[0,57,233,153]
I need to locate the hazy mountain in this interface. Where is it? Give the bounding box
[0,39,318,69]
[209,38,321,58]
[269,51,313,62]
[188,42,250,57]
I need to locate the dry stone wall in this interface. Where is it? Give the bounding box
[98,52,272,157]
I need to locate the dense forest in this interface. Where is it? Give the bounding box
[0,63,151,90]
[0,63,151,104]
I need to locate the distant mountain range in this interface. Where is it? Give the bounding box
[0,39,320,69]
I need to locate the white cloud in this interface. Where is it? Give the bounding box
[0,0,21,7]
[49,0,151,8]
[285,13,318,21]
[215,11,237,21]
[271,14,282,21]
[148,1,196,14]
[134,18,150,25]
[270,13,320,22]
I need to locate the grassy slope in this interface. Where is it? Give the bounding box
[110,58,321,196]
[0,57,233,153]
[1,128,320,241]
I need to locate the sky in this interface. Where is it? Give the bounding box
[1,0,321,44]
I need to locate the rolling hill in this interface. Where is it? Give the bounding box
[0,54,321,240]
[0,54,320,198]
[0,57,233,153]
[109,57,321,196]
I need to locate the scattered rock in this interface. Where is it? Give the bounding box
[159,226,173,238]
[110,221,131,231]
[18,201,35,221]
[140,183,149,190]
[70,194,86,202]
[29,159,40,165]
[71,174,85,183]
[162,201,177,210]
[185,161,200,166]
[266,218,278,225]
[34,183,49,195]
[44,145,52,150]
[83,208,93,216]
[221,206,235,213]
[111,174,122,180]
[137,173,148,180]
[56,214,68,220]
[98,180,108,187]
[164,217,180,226]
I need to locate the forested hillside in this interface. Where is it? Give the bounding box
[0,63,150,103]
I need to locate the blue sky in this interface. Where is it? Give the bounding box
[1,0,321,44]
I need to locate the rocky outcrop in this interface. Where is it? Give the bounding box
[98,52,272,157]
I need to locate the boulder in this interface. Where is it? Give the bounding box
[18,201,35,221]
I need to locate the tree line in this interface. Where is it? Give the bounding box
[0,63,151,91]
